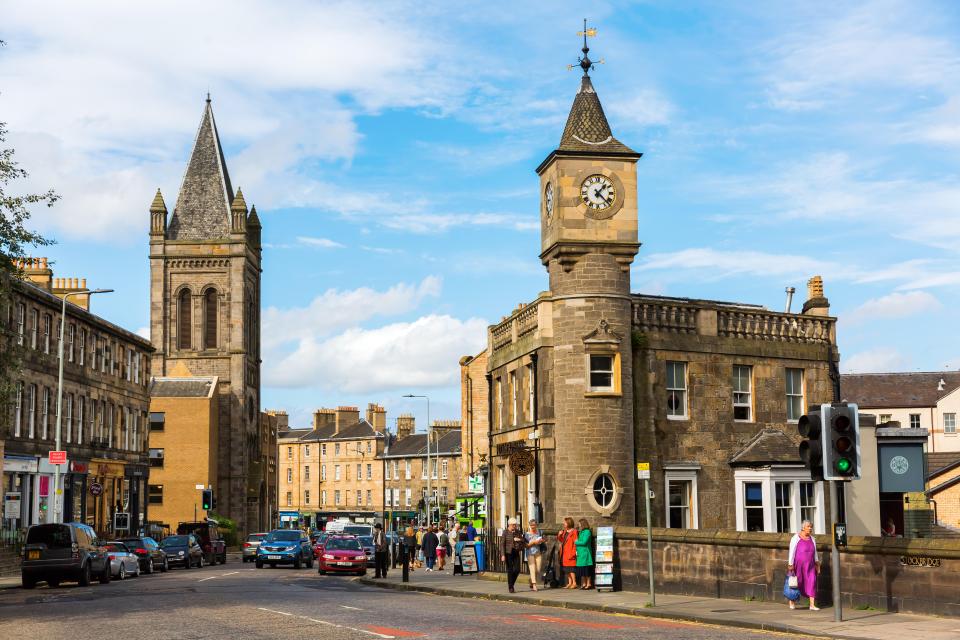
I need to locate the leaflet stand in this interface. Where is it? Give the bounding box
[595,526,615,591]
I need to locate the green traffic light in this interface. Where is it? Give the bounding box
[836,458,852,473]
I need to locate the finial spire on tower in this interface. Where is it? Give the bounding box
[568,19,603,76]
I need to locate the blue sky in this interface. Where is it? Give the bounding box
[3,1,960,428]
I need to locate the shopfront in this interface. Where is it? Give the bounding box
[2,455,37,542]
[87,459,127,536]
[124,464,148,534]
[64,460,89,525]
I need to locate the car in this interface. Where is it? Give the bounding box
[317,536,367,576]
[119,536,168,574]
[177,520,227,566]
[21,522,112,589]
[104,542,141,580]
[243,533,267,563]
[357,535,376,567]
[256,530,313,569]
[324,520,374,537]
[159,534,204,569]
[312,531,331,560]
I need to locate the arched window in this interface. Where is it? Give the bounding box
[177,289,191,350]
[203,288,218,350]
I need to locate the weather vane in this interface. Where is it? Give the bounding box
[567,18,604,75]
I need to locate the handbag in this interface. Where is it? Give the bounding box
[783,574,801,601]
[788,575,799,589]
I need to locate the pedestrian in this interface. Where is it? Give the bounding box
[524,519,545,591]
[557,517,578,588]
[466,521,477,541]
[575,518,593,590]
[451,521,461,546]
[881,517,897,537]
[416,526,425,568]
[422,525,439,571]
[787,519,821,610]
[500,517,525,593]
[437,526,449,571]
[404,523,417,572]
[373,522,389,579]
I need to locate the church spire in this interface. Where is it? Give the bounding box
[168,96,235,240]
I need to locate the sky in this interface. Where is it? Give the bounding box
[2,1,960,429]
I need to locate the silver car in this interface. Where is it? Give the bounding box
[105,541,141,580]
[242,533,267,562]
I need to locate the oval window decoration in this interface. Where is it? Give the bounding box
[583,465,624,516]
[593,474,615,508]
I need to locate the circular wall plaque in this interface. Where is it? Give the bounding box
[509,450,535,476]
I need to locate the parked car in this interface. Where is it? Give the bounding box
[242,533,267,563]
[357,535,376,567]
[256,529,313,569]
[104,542,141,580]
[21,522,112,589]
[324,520,374,537]
[312,531,331,560]
[317,535,367,576]
[177,520,227,565]
[118,536,168,574]
[159,534,204,569]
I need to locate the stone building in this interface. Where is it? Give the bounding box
[148,97,263,536]
[381,415,462,529]
[276,405,387,529]
[472,50,837,535]
[459,351,489,494]
[2,258,153,537]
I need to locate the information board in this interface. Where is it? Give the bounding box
[595,526,615,590]
[460,542,478,574]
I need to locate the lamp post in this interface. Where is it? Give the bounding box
[53,288,113,524]
[402,394,430,526]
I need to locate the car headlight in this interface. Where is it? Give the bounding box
[178,551,185,556]
[323,554,334,560]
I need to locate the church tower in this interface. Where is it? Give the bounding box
[537,31,641,526]
[149,97,262,534]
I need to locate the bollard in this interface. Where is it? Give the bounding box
[402,541,409,583]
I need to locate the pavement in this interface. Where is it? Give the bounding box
[359,567,960,640]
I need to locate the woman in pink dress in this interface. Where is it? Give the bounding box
[787,520,821,610]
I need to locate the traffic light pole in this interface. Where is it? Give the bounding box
[828,479,842,622]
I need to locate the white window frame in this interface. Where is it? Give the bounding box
[322,489,327,505]
[664,467,699,529]
[441,459,448,480]
[13,382,23,437]
[356,490,361,506]
[495,377,503,429]
[733,364,753,422]
[304,465,310,481]
[945,413,957,435]
[335,443,340,455]
[666,361,688,420]
[321,464,326,481]
[305,445,310,457]
[394,488,400,508]
[527,363,535,422]
[29,309,38,349]
[509,370,517,426]
[27,384,36,438]
[41,387,49,440]
[405,488,411,508]
[335,490,341,506]
[404,460,410,480]
[385,490,392,507]
[587,353,615,393]
[65,394,73,444]
[304,490,311,505]
[909,414,921,429]
[366,463,372,480]
[15,303,25,346]
[733,468,825,534]
[335,465,341,481]
[785,368,804,423]
[287,468,292,483]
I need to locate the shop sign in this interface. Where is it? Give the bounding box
[467,474,485,493]
[89,482,104,497]
[70,461,89,474]
[3,492,21,520]
[114,512,130,531]
[508,450,535,476]
[495,441,527,457]
[3,456,38,473]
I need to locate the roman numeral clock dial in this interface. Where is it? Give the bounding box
[580,174,616,211]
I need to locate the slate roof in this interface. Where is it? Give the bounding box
[557,76,638,156]
[288,419,384,442]
[383,430,461,458]
[150,376,217,398]
[168,98,234,241]
[729,429,802,466]
[927,452,960,478]
[840,372,960,409]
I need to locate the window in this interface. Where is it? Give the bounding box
[203,288,217,350]
[743,482,764,531]
[78,328,86,365]
[177,289,191,350]
[385,490,392,508]
[431,460,438,479]
[15,303,25,345]
[98,401,106,441]
[775,482,793,533]
[784,368,805,422]
[42,313,52,354]
[356,464,361,480]
[304,490,311,505]
[405,488,411,508]
[335,443,340,455]
[588,354,615,392]
[385,462,391,480]
[305,445,311,457]
[393,488,400,508]
[125,348,132,382]
[356,490,361,506]
[27,384,37,438]
[665,471,698,529]
[148,485,163,505]
[666,361,687,419]
[366,464,372,480]
[286,469,293,483]
[945,413,957,434]
[65,394,73,444]
[345,465,350,481]
[321,444,326,456]
[441,460,448,479]
[334,490,341,506]
[592,474,615,508]
[41,387,50,440]
[13,382,22,437]
[800,482,817,525]
[287,446,292,459]
[66,323,75,362]
[421,460,427,479]
[149,412,165,432]
[733,365,752,421]
[90,334,98,370]
[133,352,141,384]
[441,487,448,503]
[494,377,502,430]
[321,490,327,505]
[404,461,410,480]
[304,466,310,481]
[879,414,892,424]
[335,465,341,481]
[286,492,292,506]
[366,441,371,454]
[321,464,326,481]
[29,308,38,349]
[366,490,372,506]
[527,363,535,423]
[509,370,517,426]
[149,449,164,468]
[909,414,921,429]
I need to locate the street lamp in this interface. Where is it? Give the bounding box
[53,288,113,523]
[402,394,430,526]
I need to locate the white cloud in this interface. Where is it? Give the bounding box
[607,88,674,130]
[296,236,345,249]
[844,291,941,324]
[265,315,488,392]
[842,347,911,374]
[637,248,834,280]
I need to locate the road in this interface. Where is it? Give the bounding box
[0,561,806,639]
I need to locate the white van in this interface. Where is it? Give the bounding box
[324,520,373,537]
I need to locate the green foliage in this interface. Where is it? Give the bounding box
[631,330,648,350]
[209,512,239,546]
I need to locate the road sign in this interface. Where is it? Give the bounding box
[48,451,67,465]
[636,462,650,480]
[89,482,103,497]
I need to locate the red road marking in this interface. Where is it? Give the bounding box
[520,614,624,629]
[365,626,424,637]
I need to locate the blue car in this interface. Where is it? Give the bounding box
[256,530,314,569]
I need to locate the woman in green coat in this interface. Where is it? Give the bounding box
[574,518,594,590]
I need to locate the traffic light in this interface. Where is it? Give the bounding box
[824,403,860,480]
[201,489,213,511]
[797,407,824,481]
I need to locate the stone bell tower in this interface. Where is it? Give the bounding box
[537,29,641,526]
[148,96,263,535]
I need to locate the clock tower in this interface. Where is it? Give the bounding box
[536,31,641,526]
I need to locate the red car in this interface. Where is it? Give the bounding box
[317,536,366,575]
[312,532,330,560]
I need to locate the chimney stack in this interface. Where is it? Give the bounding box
[802,275,830,317]
[313,408,335,430]
[396,413,415,440]
[366,403,387,433]
[334,406,360,434]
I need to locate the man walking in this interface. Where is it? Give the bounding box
[373,522,388,579]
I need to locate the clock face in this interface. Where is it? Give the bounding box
[580,174,616,211]
[544,182,554,218]
[889,455,909,475]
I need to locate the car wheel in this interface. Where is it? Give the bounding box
[146,559,154,575]
[161,558,169,573]
[294,556,301,570]
[79,562,92,587]
[47,578,60,588]
[118,564,126,580]
[221,552,227,564]
[99,562,111,584]
[133,563,141,577]
[21,575,36,589]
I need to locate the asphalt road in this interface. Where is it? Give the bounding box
[0,560,806,639]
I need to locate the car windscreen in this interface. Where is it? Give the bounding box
[160,536,189,547]
[358,536,373,546]
[344,526,370,535]
[266,531,301,542]
[26,525,72,548]
[325,538,362,551]
[104,543,129,553]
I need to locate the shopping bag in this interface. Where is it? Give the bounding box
[788,575,799,589]
[783,575,801,601]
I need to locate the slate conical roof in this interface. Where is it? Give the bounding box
[168,98,235,240]
[558,75,637,155]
